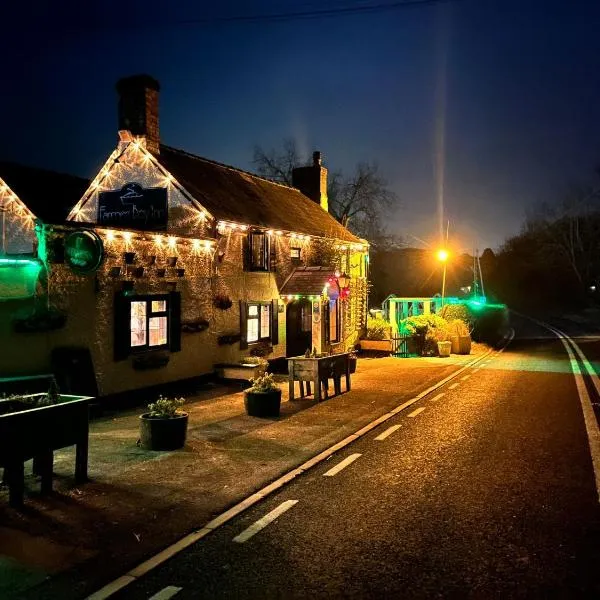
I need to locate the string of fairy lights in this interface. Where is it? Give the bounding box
[68,138,369,255]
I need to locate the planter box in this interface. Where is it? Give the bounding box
[244,389,282,418]
[359,339,392,352]
[215,363,265,381]
[437,341,452,357]
[450,335,472,355]
[0,393,92,507]
[139,413,188,451]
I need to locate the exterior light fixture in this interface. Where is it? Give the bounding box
[337,272,350,291]
[436,249,449,262]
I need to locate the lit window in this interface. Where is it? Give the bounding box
[290,247,301,260]
[130,301,147,347]
[247,302,271,343]
[129,296,169,350]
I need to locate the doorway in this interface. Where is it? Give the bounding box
[286,299,313,357]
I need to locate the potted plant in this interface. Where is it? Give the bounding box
[244,373,282,418]
[139,395,188,450]
[432,327,452,357]
[448,319,472,355]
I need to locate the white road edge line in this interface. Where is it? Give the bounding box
[233,500,298,543]
[86,332,513,599]
[323,453,362,477]
[374,425,401,441]
[524,315,600,503]
[149,586,183,600]
[429,393,445,402]
[448,383,459,390]
[407,407,426,418]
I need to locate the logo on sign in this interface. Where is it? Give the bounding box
[98,182,168,230]
[64,230,104,275]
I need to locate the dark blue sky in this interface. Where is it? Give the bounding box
[2,0,600,250]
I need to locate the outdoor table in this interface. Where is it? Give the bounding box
[288,353,351,402]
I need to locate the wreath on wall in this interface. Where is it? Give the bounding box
[213,294,233,310]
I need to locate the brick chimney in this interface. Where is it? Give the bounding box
[292,150,328,212]
[115,75,161,154]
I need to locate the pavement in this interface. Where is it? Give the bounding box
[0,346,487,600]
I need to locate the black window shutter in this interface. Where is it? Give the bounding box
[271,299,279,345]
[239,300,248,349]
[268,236,276,272]
[169,291,182,352]
[242,235,250,271]
[114,292,131,361]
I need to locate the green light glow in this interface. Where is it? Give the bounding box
[0,256,43,299]
[0,257,40,267]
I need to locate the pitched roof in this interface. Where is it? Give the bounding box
[280,266,338,296]
[0,161,89,224]
[156,145,360,243]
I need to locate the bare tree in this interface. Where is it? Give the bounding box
[252,138,304,185]
[252,138,398,240]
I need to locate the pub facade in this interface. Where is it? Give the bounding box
[0,75,368,397]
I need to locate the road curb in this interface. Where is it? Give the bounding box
[86,344,506,599]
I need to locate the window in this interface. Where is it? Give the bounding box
[290,247,301,260]
[247,302,271,343]
[247,232,270,271]
[129,296,169,350]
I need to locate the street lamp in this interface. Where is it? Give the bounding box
[437,249,449,306]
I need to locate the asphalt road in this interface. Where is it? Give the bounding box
[111,315,600,599]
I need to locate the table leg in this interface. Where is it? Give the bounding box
[306,381,311,396]
[7,460,25,508]
[334,376,341,395]
[346,366,351,392]
[289,378,295,401]
[299,381,305,398]
[75,437,89,483]
[314,376,321,402]
[38,450,54,494]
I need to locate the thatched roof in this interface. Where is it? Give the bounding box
[156,145,360,243]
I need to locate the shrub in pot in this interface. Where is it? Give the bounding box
[244,373,282,418]
[139,395,188,450]
[448,319,472,354]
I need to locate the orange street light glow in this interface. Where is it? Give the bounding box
[437,249,449,262]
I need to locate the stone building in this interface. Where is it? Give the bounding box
[0,75,369,397]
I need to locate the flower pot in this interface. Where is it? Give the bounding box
[348,357,357,374]
[139,412,188,450]
[450,335,471,355]
[437,341,452,357]
[244,389,282,418]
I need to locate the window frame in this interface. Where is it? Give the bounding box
[246,301,272,344]
[326,297,341,344]
[247,231,270,272]
[128,294,170,353]
[290,246,302,260]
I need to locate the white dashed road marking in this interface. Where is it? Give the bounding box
[374,425,401,441]
[323,453,362,477]
[430,393,445,402]
[407,407,425,418]
[233,500,298,543]
[461,374,471,381]
[149,586,183,600]
[448,382,459,390]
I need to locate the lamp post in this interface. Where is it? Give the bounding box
[436,249,449,307]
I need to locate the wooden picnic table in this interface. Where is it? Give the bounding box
[288,353,351,402]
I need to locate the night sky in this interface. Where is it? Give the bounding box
[2,0,600,251]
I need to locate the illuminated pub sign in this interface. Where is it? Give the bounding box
[64,230,104,275]
[98,182,168,230]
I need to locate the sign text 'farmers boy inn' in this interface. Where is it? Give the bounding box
[98,183,168,230]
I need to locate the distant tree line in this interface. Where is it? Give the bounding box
[483,174,600,311]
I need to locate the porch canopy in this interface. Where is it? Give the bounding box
[280,266,338,298]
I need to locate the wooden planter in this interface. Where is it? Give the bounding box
[437,341,452,357]
[359,339,392,352]
[139,413,188,450]
[0,394,92,507]
[215,363,266,381]
[244,389,282,418]
[450,335,472,355]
